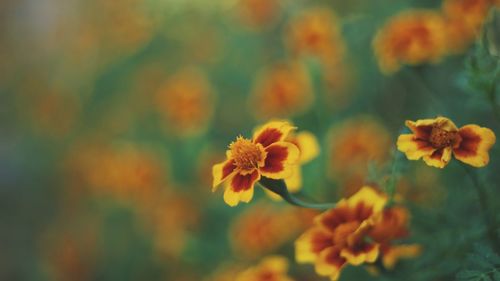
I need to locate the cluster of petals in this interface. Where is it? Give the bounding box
[295,186,418,280]
[212,121,300,206]
[397,116,496,168]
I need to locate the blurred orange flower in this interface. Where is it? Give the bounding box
[443,0,496,53]
[295,186,418,280]
[155,67,215,137]
[373,10,448,74]
[235,256,295,281]
[285,7,345,63]
[212,121,300,206]
[236,0,281,29]
[230,201,317,258]
[326,117,391,195]
[397,116,496,168]
[249,62,313,119]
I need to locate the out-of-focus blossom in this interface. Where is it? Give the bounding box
[212,121,300,206]
[397,116,496,168]
[285,7,345,63]
[19,78,80,139]
[249,62,313,119]
[205,263,247,281]
[373,10,448,74]
[155,67,215,137]
[236,0,281,29]
[326,117,391,195]
[235,256,295,281]
[443,0,496,53]
[285,130,320,191]
[230,201,317,258]
[295,186,418,280]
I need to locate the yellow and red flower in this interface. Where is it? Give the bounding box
[397,117,496,168]
[212,121,300,206]
[295,186,418,280]
[235,256,295,281]
[373,10,448,74]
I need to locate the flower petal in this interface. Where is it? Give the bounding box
[285,165,302,192]
[253,120,296,147]
[382,244,421,269]
[294,131,320,163]
[223,170,260,206]
[397,134,435,160]
[315,247,346,280]
[212,159,237,191]
[295,228,333,263]
[340,243,379,265]
[406,117,457,137]
[422,146,452,168]
[453,125,496,168]
[260,142,300,179]
[346,186,387,214]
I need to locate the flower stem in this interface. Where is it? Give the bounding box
[462,164,500,251]
[259,177,335,210]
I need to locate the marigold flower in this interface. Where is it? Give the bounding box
[397,117,496,168]
[295,186,418,280]
[212,121,300,206]
[230,201,317,258]
[236,256,295,281]
[249,62,313,119]
[155,67,214,137]
[326,117,391,196]
[443,0,496,53]
[373,10,448,74]
[285,8,345,62]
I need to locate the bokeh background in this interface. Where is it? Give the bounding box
[1,0,500,280]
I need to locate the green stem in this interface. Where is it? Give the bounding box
[259,177,335,210]
[462,164,500,252]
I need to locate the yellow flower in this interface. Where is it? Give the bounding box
[236,256,295,281]
[295,187,387,280]
[373,10,448,74]
[212,121,300,206]
[397,117,496,168]
[295,186,418,280]
[249,61,313,119]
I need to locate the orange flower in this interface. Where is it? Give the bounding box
[212,121,300,206]
[236,256,295,281]
[443,0,496,53]
[326,117,391,195]
[397,117,496,168]
[295,186,418,280]
[230,201,317,258]
[155,67,214,137]
[295,187,386,280]
[373,10,448,74]
[285,8,345,62]
[249,62,313,119]
[236,0,281,29]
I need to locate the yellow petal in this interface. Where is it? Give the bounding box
[253,120,296,147]
[260,142,300,179]
[346,186,387,213]
[295,131,320,163]
[454,124,496,168]
[285,165,302,192]
[422,147,452,168]
[397,134,435,160]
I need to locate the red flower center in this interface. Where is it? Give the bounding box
[230,137,264,170]
[429,126,457,149]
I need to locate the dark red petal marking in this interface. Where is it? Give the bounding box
[320,206,351,232]
[230,170,259,192]
[254,128,283,147]
[354,202,373,221]
[221,160,236,180]
[414,125,433,140]
[454,127,481,158]
[310,230,334,254]
[260,144,289,173]
[324,246,347,268]
[429,148,443,160]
